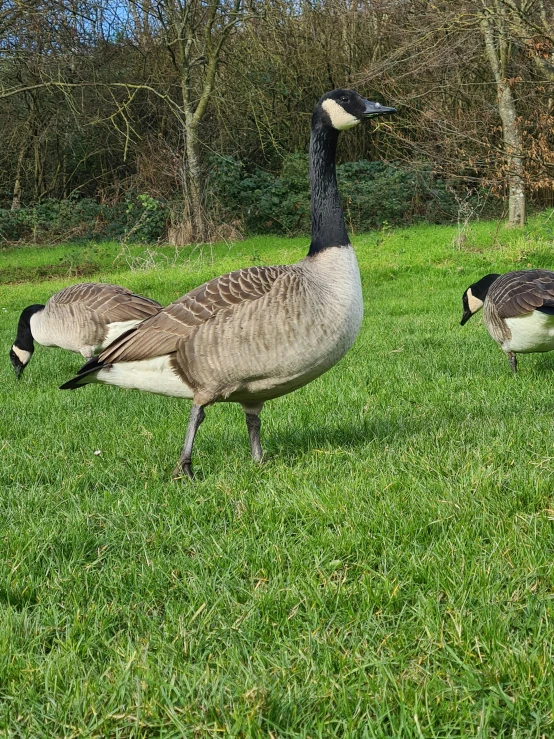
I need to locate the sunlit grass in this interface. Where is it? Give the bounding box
[1,213,554,736]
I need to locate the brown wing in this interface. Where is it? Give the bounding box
[50,283,161,321]
[492,270,554,318]
[100,265,289,363]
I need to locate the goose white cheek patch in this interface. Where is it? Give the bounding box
[12,346,32,365]
[321,99,360,131]
[467,289,484,314]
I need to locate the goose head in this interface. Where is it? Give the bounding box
[10,304,43,379]
[9,346,32,379]
[460,274,500,325]
[317,89,396,131]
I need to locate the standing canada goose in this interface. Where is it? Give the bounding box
[60,89,396,478]
[461,269,554,373]
[10,282,162,379]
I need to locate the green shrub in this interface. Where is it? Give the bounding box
[0,192,169,244]
[0,158,492,245]
[207,153,482,236]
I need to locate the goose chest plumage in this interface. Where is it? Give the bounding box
[461,269,554,373]
[61,89,396,478]
[10,282,162,379]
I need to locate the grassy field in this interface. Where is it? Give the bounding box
[2,214,554,737]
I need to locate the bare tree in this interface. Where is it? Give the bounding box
[480,0,526,225]
[126,0,256,243]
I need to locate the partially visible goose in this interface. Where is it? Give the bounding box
[461,269,554,373]
[61,89,396,478]
[10,282,162,379]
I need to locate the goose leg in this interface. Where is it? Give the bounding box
[507,352,517,374]
[242,403,264,463]
[172,404,205,480]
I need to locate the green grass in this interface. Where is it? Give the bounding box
[2,214,554,736]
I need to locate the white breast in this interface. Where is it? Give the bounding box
[298,245,363,368]
[503,311,554,353]
[258,245,363,396]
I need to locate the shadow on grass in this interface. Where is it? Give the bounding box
[269,415,419,465]
[529,354,554,374]
[0,586,39,610]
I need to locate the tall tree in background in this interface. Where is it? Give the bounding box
[125,0,256,243]
[359,0,554,226]
[480,0,526,226]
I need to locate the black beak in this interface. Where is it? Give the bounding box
[460,310,472,326]
[362,100,396,119]
[10,351,24,379]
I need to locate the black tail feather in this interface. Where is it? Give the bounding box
[59,355,108,390]
[536,305,554,315]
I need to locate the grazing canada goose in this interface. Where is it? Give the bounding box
[61,89,396,478]
[10,282,161,379]
[461,269,554,373]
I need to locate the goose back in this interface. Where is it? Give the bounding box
[31,283,161,353]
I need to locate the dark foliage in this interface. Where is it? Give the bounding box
[0,192,169,244]
[207,154,490,237]
[1,156,497,244]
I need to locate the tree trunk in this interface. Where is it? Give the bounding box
[183,117,208,243]
[499,83,526,226]
[481,7,526,226]
[11,143,26,210]
[169,117,209,246]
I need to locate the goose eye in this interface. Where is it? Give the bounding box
[340,96,349,103]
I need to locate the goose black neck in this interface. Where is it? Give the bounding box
[308,121,350,257]
[14,304,43,351]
